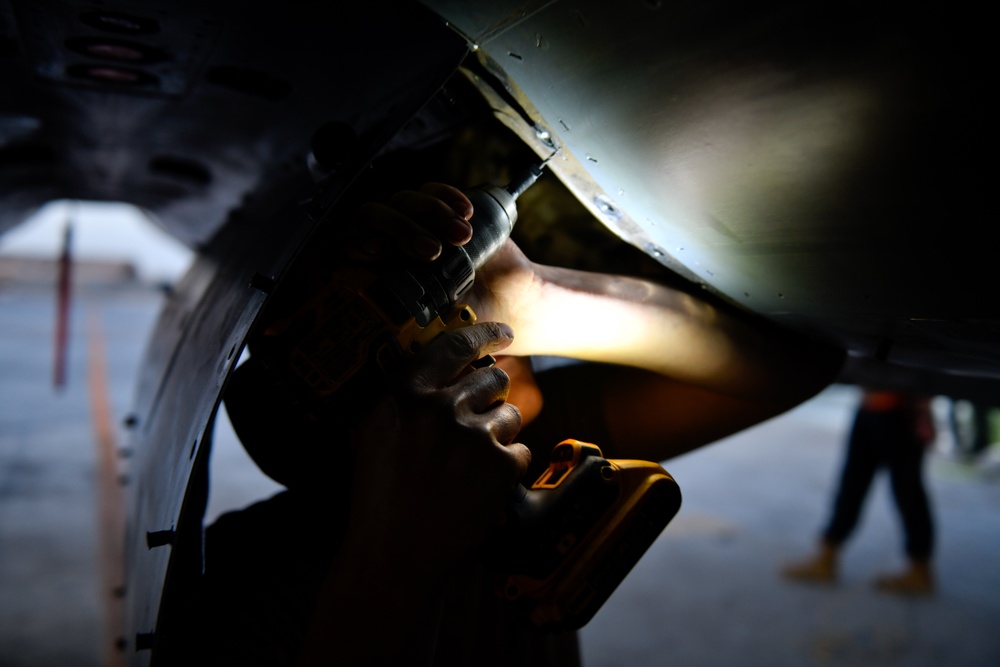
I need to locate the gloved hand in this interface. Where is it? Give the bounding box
[345,320,531,574]
[350,181,544,355]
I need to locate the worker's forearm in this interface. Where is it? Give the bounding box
[507,264,841,406]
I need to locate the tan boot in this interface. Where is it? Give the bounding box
[781,542,838,584]
[873,559,935,595]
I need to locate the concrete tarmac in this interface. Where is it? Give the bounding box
[2,283,999,666]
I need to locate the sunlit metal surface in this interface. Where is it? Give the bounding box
[424,1,996,383]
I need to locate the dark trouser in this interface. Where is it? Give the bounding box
[822,408,934,560]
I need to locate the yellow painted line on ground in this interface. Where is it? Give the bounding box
[87,307,126,667]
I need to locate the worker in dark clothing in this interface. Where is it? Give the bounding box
[782,389,936,594]
[205,182,843,665]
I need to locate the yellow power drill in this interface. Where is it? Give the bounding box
[250,163,681,631]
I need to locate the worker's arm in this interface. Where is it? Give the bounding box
[299,323,530,666]
[475,240,843,461]
[359,183,844,462]
[477,241,832,404]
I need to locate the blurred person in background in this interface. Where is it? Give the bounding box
[782,389,937,594]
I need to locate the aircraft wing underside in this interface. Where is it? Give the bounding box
[3,0,997,393]
[1,1,997,663]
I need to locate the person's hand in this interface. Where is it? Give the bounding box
[351,182,545,350]
[299,308,534,666]
[465,239,542,347]
[344,321,531,576]
[352,182,474,261]
[494,354,543,425]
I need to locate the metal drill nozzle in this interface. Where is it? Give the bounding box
[505,162,547,200]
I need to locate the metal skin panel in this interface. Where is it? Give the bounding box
[424,1,998,390]
[121,171,340,661]
[41,5,475,663]
[122,200,267,657]
[1,1,465,247]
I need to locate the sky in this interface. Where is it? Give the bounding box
[0,200,194,283]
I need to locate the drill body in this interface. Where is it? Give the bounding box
[258,167,538,411]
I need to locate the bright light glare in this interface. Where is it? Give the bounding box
[0,200,194,283]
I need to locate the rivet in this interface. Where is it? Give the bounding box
[593,194,622,221]
[533,126,554,148]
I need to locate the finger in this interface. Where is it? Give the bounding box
[491,440,531,482]
[486,402,523,446]
[389,190,473,245]
[500,440,532,481]
[356,201,442,260]
[453,366,511,414]
[466,404,529,480]
[419,183,474,221]
[408,322,514,388]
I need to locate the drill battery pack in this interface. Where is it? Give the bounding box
[490,439,682,631]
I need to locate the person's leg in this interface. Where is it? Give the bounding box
[783,410,879,583]
[821,411,881,546]
[875,422,935,594]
